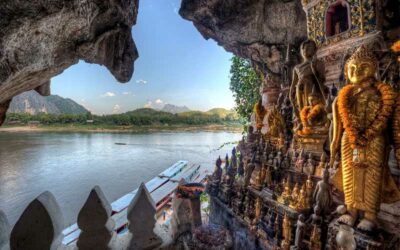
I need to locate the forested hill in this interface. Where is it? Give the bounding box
[5,108,239,126]
[8,91,88,115]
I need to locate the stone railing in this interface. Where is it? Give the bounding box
[0,183,165,250]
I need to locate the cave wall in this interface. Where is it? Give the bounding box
[0,0,139,124]
[179,0,308,66]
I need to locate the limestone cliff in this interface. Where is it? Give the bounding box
[0,0,139,124]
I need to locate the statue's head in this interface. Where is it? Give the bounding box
[345,45,378,85]
[300,40,317,60]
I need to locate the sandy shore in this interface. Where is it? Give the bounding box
[0,125,243,133]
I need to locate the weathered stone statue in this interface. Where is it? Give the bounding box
[247,126,257,144]
[289,39,326,120]
[294,214,306,249]
[303,154,315,175]
[244,159,255,187]
[330,45,400,231]
[313,165,332,216]
[212,156,223,183]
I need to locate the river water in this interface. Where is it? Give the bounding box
[0,131,241,227]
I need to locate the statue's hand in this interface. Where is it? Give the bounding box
[355,135,368,148]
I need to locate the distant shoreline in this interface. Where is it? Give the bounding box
[0,124,243,133]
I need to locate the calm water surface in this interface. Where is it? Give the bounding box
[0,131,241,226]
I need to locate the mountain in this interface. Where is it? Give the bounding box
[8,91,88,115]
[205,108,237,119]
[180,108,238,119]
[161,104,190,114]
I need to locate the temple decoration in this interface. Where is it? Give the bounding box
[330,45,400,231]
[304,0,377,47]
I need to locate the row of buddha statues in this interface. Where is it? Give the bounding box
[207,40,400,249]
[252,40,400,231]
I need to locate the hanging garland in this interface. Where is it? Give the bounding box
[297,104,324,136]
[337,82,397,149]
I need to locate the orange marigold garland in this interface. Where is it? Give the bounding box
[337,82,397,149]
[298,104,324,136]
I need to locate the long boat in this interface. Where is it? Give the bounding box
[62,160,213,245]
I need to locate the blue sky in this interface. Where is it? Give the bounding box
[51,0,234,114]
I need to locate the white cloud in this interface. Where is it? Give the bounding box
[112,104,121,114]
[136,79,147,84]
[122,91,134,96]
[155,99,163,104]
[144,101,152,108]
[100,92,116,97]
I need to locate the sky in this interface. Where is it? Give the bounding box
[51,0,235,114]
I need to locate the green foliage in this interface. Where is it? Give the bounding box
[5,108,240,127]
[229,56,262,122]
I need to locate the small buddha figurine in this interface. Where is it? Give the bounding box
[264,165,273,188]
[296,184,308,210]
[294,214,306,249]
[295,149,306,172]
[297,85,327,136]
[289,39,326,120]
[281,213,291,250]
[313,166,332,216]
[330,45,400,230]
[290,183,300,208]
[253,197,262,224]
[278,178,291,205]
[315,153,327,177]
[309,224,322,250]
[281,152,291,169]
[303,153,315,175]
[306,175,314,204]
[212,156,223,184]
[247,126,257,144]
[237,154,245,177]
[244,159,255,187]
[292,183,300,200]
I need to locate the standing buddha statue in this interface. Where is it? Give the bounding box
[254,99,267,132]
[330,45,400,231]
[289,40,326,121]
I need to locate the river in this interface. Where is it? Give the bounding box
[0,131,242,227]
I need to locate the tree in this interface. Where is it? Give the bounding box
[229,56,262,122]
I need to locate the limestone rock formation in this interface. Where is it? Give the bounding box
[0,0,139,124]
[179,0,307,65]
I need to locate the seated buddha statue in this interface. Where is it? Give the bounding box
[263,105,285,138]
[330,45,400,231]
[296,86,328,137]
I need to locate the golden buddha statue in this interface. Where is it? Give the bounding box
[289,183,300,209]
[306,175,314,206]
[264,105,285,138]
[330,45,400,231]
[254,99,266,132]
[289,40,326,120]
[309,224,321,250]
[296,184,308,210]
[281,213,291,250]
[278,178,291,205]
[296,86,327,136]
[253,197,262,224]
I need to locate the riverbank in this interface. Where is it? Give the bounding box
[0,124,243,133]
